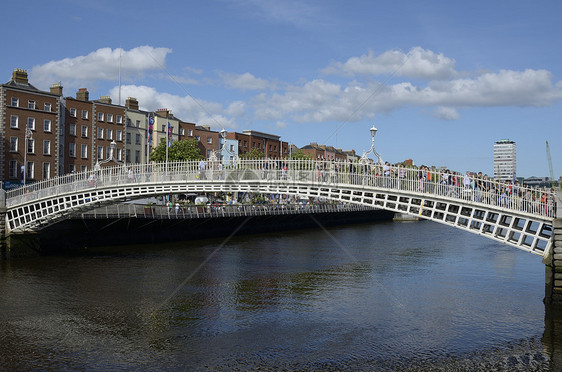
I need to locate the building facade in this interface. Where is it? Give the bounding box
[494,139,516,181]
[124,97,149,164]
[194,126,219,158]
[0,69,62,186]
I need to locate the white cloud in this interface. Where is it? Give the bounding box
[251,68,562,123]
[30,46,172,89]
[433,107,460,120]
[323,47,457,80]
[111,84,238,129]
[222,72,269,91]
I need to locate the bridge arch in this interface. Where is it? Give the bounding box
[4,160,557,257]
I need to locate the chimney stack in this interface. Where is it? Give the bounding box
[156,108,170,118]
[97,95,112,104]
[125,97,139,110]
[12,68,28,84]
[76,88,89,102]
[50,83,63,96]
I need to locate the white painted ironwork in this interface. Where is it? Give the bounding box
[4,160,558,257]
[76,202,374,220]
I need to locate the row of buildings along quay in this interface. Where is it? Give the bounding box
[0,69,361,189]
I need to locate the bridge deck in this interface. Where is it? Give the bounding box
[4,160,559,257]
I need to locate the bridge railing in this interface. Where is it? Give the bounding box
[5,159,558,219]
[75,202,374,220]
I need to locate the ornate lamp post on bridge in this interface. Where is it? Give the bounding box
[360,125,383,165]
[23,128,33,185]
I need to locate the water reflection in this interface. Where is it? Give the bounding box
[0,221,561,370]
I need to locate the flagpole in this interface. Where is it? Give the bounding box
[165,122,168,176]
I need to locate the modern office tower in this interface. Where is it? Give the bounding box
[494,139,516,181]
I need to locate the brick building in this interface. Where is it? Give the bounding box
[0,69,62,185]
[194,125,219,158]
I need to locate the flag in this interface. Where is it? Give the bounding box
[148,114,154,145]
[167,121,173,147]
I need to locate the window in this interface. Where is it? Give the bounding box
[126,133,131,144]
[10,115,18,129]
[188,129,193,136]
[69,143,76,157]
[69,123,76,136]
[27,138,35,154]
[27,117,35,130]
[107,114,113,123]
[107,129,113,140]
[9,137,18,152]
[195,136,200,141]
[116,130,122,141]
[28,100,36,109]
[69,164,75,173]
[43,140,51,155]
[135,133,141,145]
[97,112,104,121]
[126,118,131,127]
[207,149,212,158]
[70,108,77,117]
[180,128,185,136]
[81,110,88,119]
[81,144,88,159]
[11,97,19,107]
[116,148,122,161]
[125,149,131,163]
[161,125,165,132]
[135,150,140,163]
[207,137,212,144]
[81,165,87,172]
[135,120,140,128]
[43,119,51,132]
[116,115,122,124]
[9,160,17,179]
[230,144,234,152]
[42,163,50,179]
[81,126,88,137]
[44,103,52,112]
[97,146,103,160]
[97,128,104,139]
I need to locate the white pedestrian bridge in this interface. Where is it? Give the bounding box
[4,159,560,257]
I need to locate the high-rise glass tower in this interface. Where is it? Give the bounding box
[493,139,516,181]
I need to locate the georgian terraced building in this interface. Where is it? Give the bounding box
[0,69,62,184]
[0,68,337,186]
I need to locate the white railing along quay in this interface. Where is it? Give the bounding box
[6,159,558,220]
[76,203,376,220]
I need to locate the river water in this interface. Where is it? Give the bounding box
[1,219,561,371]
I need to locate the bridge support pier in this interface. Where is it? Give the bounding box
[545,219,562,306]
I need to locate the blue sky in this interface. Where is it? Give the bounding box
[2,0,562,178]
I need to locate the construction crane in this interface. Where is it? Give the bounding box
[546,140,556,188]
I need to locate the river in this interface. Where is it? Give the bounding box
[1,219,561,371]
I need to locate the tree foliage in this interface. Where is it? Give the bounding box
[289,148,313,160]
[149,138,203,162]
[239,148,265,159]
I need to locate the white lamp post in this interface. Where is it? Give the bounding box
[361,125,383,164]
[23,128,33,185]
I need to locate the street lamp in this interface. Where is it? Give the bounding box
[23,128,33,185]
[361,125,383,164]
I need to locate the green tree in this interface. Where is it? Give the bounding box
[289,148,313,160]
[240,148,265,159]
[149,138,203,162]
